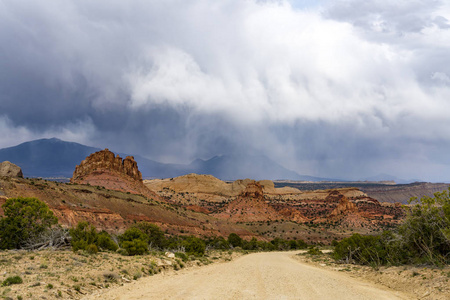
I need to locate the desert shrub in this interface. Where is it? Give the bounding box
[103,272,119,283]
[0,197,58,249]
[296,239,308,249]
[227,233,243,248]
[132,222,166,249]
[119,227,149,255]
[271,238,289,250]
[307,247,322,256]
[289,240,298,250]
[333,188,450,266]
[182,236,205,256]
[96,231,118,251]
[175,252,189,262]
[2,276,23,286]
[398,189,450,264]
[242,237,259,250]
[86,244,99,254]
[333,234,388,266]
[69,222,117,252]
[121,239,148,256]
[70,221,97,252]
[206,236,229,250]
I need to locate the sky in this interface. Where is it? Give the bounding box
[1,0,450,182]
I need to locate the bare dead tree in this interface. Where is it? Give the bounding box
[23,226,71,250]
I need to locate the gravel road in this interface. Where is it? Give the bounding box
[85,251,409,300]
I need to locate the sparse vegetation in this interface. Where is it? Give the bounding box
[333,188,450,267]
[69,221,118,253]
[2,276,23,286]
[0,197,58,249]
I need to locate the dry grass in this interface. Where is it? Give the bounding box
[0,249,238,299]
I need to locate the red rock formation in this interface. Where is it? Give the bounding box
[328,191,358,217]
[213,182,283,222]
[71,149,157,199]
[72,149,142,182]
[277,207,308,223]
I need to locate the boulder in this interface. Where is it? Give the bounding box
[0,161,23,178]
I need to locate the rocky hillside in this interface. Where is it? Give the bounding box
[0,176,255,239]
[146,174,404,229]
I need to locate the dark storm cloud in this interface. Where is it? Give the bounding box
[1,0,450,181]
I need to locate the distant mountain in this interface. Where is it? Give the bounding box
[181,154,328,181]
[0,138,100,178]
[0,138,330,181]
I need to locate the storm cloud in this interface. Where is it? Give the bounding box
[1,0,450,181]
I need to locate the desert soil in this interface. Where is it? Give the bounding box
[0,249,237,299]
[85,251,410,300]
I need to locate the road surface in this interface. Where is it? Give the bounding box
[85,252,409,300]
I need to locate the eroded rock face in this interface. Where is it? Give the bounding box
[0,161,23,178]
[213,182,287,222]
[70,149,159,199]
[71,149,142,182]
[328,190,358,217]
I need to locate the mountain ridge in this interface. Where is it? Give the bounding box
[0,138,329,181]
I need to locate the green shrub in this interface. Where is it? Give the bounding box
[333,188,450,267]
[2,276,23,286]
[121,239,148,256]
[399,189,450,264]
[96,231,118,251]
[119,227,149,255]
[206,236,229,250]
[0,197,58,249]
[175,252,189,262]
[69,222,118,252]
[69,222,97,252]
[307,247,322,256]
[227,233,243,248]
[132,222,166,249]
[182,236,205,256]
[86,244,99,254]
[295,239,308,249]
[333,234,386,266]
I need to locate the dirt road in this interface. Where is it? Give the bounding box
[85,252,410,300]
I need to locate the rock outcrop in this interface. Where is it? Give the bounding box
[328,190,358,217]
[213,182,285,222]
[0,161,23,178]
[71,149,157,199]
[72,149,142,182]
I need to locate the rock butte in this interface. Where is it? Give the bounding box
[71,149,157,199]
